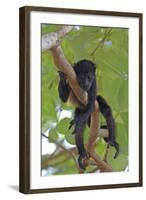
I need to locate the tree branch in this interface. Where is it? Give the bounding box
[87,101,100,152]
[89,151,112,172]
[86,101,112,172]
[42,25,88,105]
[42,26,74,51]
[50,46,88,105]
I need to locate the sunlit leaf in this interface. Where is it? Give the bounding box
[118,80,128,112]
[49,128,58,141]
[56,118,71,135]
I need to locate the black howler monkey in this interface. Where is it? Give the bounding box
[58,59,119,169]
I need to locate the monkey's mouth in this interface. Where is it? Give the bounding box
[78,82,90,91]
[83,84,90,91]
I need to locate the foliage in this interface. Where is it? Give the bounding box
[41,24,128,175]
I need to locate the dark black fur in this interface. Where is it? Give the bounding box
[58,59,119,169]
[88,95,119,159]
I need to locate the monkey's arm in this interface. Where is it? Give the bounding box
[74,108,88,169]
[58,71,70,102]
[70,80,96,169]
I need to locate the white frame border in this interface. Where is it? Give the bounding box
[29,10,140,190]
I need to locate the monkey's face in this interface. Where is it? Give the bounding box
[77,72,95,91]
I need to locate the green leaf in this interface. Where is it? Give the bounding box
[96,139,107,158]
[65,131,75,145]
[84,126,90,144]
[56,117,75,144]
[118,80,128,112]
[49,129,58,141]
[41,24,59,35]
[56,118,71,135]
[116,122,128,155]
[41,94,57,131]
[107,148,128,171]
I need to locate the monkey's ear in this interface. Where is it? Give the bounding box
[93,64,96,72]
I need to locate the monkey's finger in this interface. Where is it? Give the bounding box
[68,124,72,130]
[58,71,65,76]
[113,142,120,159]
[108,140,120,159]
[72,129,76,135]
[71,125,80,135]
[68,120,75,130]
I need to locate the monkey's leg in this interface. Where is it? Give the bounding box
[71,108,88,170]
[69,108,82,131]
[97,96,115,143]
[70,108,88,170]
[75,129,88,170]
[97,95,119,158]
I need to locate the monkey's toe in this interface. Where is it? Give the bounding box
[78,154,89,170]
[108,140,120,159]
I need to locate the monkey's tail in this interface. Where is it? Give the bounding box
[96,95,120,159]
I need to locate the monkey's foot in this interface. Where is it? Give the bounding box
[108,140,120,159]
[78,153,89,170]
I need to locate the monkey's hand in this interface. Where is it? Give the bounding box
[68,119,75,130]
[58,71,66,79]
[69,118,86,134]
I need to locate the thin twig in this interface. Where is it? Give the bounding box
[103,143,110,163]
[90,28,112,56]
[42,134,81,172]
